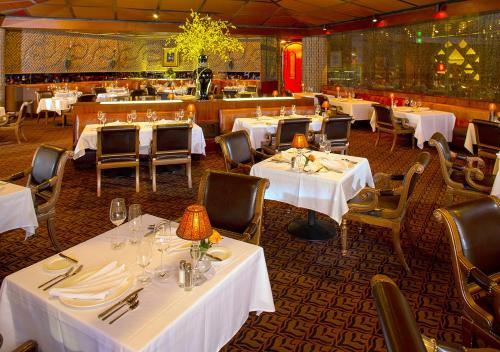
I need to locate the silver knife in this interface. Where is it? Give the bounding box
[98,288,144,319]
[59,253,78,263]
[109,300,140,324]
[44,265,83,291]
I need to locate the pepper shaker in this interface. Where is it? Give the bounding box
[184,263,193,291]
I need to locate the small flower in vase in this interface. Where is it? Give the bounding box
[304,154,315,168]
[199,230,222,250]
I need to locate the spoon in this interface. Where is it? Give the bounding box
[101,294,139,321]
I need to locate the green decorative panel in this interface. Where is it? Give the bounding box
[327,12,500,101]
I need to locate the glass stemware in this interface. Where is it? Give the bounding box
[151,111,157,123]
[136,238,153,285]
[146,109,153,122]
[128,204,142,245]
[256,105,262,118]
[315,104,321,116]
[279,106,286,118]
[126,113,133,124]
[189,241,206,286]
[291,105,296,116]
[178,109,185,120]
[154,220,172,283]
[109,198,126,249]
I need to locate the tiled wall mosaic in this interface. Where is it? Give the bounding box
[5,30,261,75]
[302,36,327,92]
[326,12,500,101]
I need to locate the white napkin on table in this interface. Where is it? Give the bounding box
[107,121,124,126]
[304,160,323,173]
[320,158,348,172]
[48,261,128,300]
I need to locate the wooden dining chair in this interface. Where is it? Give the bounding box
[373,104,415,152]
[96,125,140,197]
[261,117,311,154]
[215,130,271,174]
[0,101,32,144]
[429,132,493,204]
[1,144,69,251]
[472,119,500,160]
[92,87,107,95]
[341,152,431,274]
[35,90,53,125]
[197,170,269,245]
[311,115,352,154]
[150,123,192,191]
[434,196,500,349]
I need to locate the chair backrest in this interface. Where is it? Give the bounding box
[382,152,430,218]
[428,132,461,189]
[224,90,238,98]
[145,86,157,96]
[77,94,96,102]
[246,85,257,93]
[371,275,427,352]
[111,95,130,102]
[315,95,328,106]
[130,89,146,100]
[373,104,394,128]
[435,196,500,277]
[275,118,311,148]
[14,101,32,125]
[151,124,192,157]
[92,87,107,95]
[36,90,53,101]
[197,170,269,244]
[215,130,254,172]
[140,95,157,101]
[97,126,139,159]
[187,87,196,96]
[28,144,67,188]
[322,116,352,144]
[472,119,500,153]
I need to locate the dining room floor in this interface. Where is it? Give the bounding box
[0,118,465,351]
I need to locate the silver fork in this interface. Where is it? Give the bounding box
[43,265,83,291]
[38,267,74,289]
[109,300,140,324]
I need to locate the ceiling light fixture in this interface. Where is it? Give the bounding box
[322,25,327,31]
[433,3,448,19]
[153,11,159,20]
[372,16,378,23]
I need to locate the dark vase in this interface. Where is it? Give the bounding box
[194,54,213,100]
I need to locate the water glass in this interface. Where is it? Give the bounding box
[151,111,157,123]
[128,204,142,245]
[315,104,321,116]
[109,198,126,249]
[131,110,137,122]
[256,106,262,117]
[136,238,153,285]
[179,109,185,120]
[154,220,172,283]
[146,109,153,122]
[280,106,286,118]
[291,105,296,115]
[126,113,133,124]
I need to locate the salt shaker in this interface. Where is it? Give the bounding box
[184,263,193,291]
[178,260,186,288]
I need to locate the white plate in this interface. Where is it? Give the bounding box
[206,247,232,262]
[58,266,134,308]
[43,256,73,273]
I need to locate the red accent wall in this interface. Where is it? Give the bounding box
[283,43,302,93]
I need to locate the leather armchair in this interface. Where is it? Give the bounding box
[197,170,269,245]
[215,130,271,174]
[1,144,69,251]
[150,123,192,191]
[310,115,352,155]
[77,94,96,102]
[373,104,415,152]
[341,152,431,273]
[261,118,311,155]
[0,101,32,144]
[429,132,493,204]
[472,119,499,160]
[371,274,499,352]
[92,87,107,95]
[96,125,140,197]
[434,196,500,349]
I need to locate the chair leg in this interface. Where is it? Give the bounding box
[341,218,348,256]
[45,111,49,125]
[135,165,140,193]
[97,168,101,197]
[411,135,415,149]
[21,127,28,141]
[390,134,397,153]
[405,217,418,246]
[152,164,157,192]
[187,162,192,189]
[375,130,380,146]
[14,127,21,144]
[461,317,474,348]
[391,225,411,274]
[46,217,61,251]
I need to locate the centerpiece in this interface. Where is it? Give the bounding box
[172,11,243,100]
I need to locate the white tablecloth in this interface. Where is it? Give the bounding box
[492,173,500,197]
[370,107,456,149]
[54,91,81,99]
[73,121,206,159]
[0,182,38,237]
[250,151,374,223]
[232,115,323,149]
[464,123,476,154]
[0,107,5,116]
[0,214,274,352]
[37,97,77,115]
[96,92,131,102]
[325,96,376,121]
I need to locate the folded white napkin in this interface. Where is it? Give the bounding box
[320,158,348,172]
[49,261,128,300]
[108,121,123,126]
[274,152,295,163]
[304,160,323,173]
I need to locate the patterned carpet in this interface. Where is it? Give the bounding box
[0,119,464,351]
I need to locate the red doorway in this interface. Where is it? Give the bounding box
[283,42,302,93]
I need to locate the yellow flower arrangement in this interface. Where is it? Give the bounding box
[172,11,244,67]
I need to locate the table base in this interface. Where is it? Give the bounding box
[287,210,337,241]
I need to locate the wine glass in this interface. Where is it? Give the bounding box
[131,110,137,122]
[291,105,296,116]
[179,109,185,120]
[97,111,104,124]
[146,109,153,122]
[128,204,142,245]
[256,105,262,118]
[136,238,153,285]
[279,106,286,118]
[324,142,332,155]
[151,111,157,123]
[189,242,205,286]
[109,198,126,249]
[315,104,321,116]
[153,220,172,283]
[126,113,133,124]
[319,134,328,152]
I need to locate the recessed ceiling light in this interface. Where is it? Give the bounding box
[153,12,159,19]
[323,25,327,31]
[372,16,378,23]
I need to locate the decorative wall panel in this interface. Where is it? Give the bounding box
[5,30,261,75]
[326,12,500,101]
[302,36,327,92]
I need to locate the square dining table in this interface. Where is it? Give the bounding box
[250,151,374,240]
[0,181,38,237]
[73,121,206,159]
[232,115,323,149]
[325,96,377,121]
[0,214,275,352]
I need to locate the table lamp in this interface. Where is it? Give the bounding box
[177,204,212,285]
[167,93,175,100]
[292,133,309,171]
[321,100,330,111]
[489,103,497,122]
[272,90,279,97]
